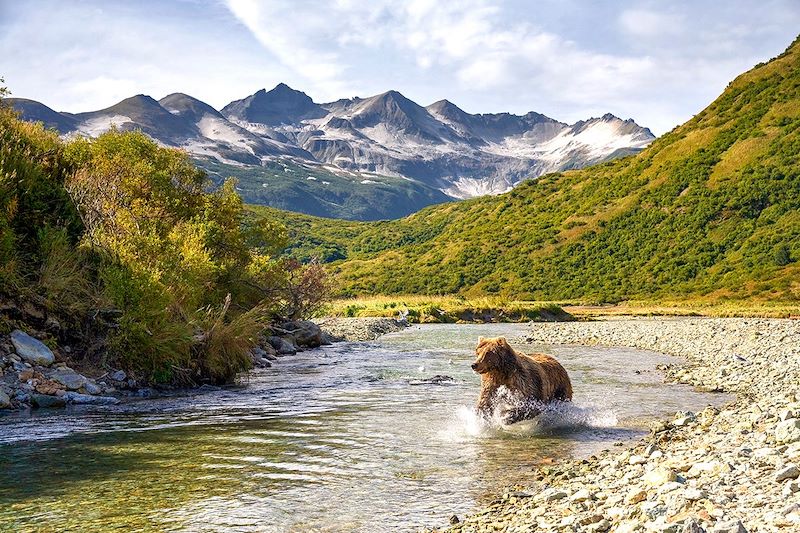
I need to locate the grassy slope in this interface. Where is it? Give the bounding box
[257,37,800,303]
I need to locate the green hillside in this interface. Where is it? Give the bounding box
[259,36,800,303]
[198,158,452,221]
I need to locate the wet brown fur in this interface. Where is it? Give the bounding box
[472,337,572,421]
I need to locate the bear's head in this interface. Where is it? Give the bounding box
[471,337,514,375]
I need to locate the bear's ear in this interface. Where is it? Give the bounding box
[497,337,509,346]
[478,336,485,343]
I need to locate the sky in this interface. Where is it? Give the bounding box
[1,0,798,134]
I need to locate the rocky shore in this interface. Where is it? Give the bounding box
[314,316,408,342]
[0,317,407,411]
[444,318,800,533]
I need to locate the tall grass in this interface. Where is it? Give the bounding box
[37,227,101,316]
[193,294,263,384]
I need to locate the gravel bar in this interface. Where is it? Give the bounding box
[439,318,800,533]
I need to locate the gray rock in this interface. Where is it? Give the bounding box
[12,361,30,372]
[14,392,30,404]
[61,392,120,405]
[49,369,87,390]
[281,320,325,348]
[776,418,800,444]
[0,389,11,409]
[110,370,126,382]
[542,489,568,502]
[268,336,297,355]
[261,344,279,360]
[775,464,800,482]
[711,520,747,533]
[10,330,55,366]
[251,347,274,368]
[31,393,66,408]
[83,381,102,395]
[252,354,272,368]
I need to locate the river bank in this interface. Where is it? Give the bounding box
[314,316,408,341]
[443,318,800,532]
[0,317,406,411]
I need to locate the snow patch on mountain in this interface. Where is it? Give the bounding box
[78,115,133,136]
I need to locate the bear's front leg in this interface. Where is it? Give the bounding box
[500,405,542,425]
[476,382,498,417]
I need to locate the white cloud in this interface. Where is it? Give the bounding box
[2,0,799,134]
[618,9,684,37]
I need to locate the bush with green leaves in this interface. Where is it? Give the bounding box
[0,101,329,385]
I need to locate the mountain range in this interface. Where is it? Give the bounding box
[8,85,654,220]
[268,36,800,301]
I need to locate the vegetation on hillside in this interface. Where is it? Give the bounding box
[263,36,800,304]
[0,91,328,385]
[200,157,451,221]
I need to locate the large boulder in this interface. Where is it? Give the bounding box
[10,330,55,366]
[281,320,325,348]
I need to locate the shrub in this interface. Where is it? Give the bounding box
[192,294,263,385]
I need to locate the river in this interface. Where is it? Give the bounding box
[0,323,730,532]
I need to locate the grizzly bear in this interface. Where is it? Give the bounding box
[472,336,572,424]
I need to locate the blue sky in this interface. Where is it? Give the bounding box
[1,0,798,134]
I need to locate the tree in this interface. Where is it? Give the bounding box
[0,77,8,99]
[774,244,792,266]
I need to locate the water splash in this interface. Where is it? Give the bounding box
[440,393,618,442]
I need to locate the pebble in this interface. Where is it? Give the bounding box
[683,487,706,500]
[711,519,747,533]
[644,467,678,487]
[774,464,800,482]
[625,488,647,504]
[775,418,800,444]
[570,488,591,502]
[542,489,568,502]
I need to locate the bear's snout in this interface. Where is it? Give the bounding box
[471,362,479,371]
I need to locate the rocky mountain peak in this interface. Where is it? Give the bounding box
[159,93,223,121]
[222,83,326,126]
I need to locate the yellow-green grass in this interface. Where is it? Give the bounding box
[322,296,800,321]
[563,299,800,319]
[321,295,572,323]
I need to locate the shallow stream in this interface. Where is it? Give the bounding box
[0,323,729,532]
